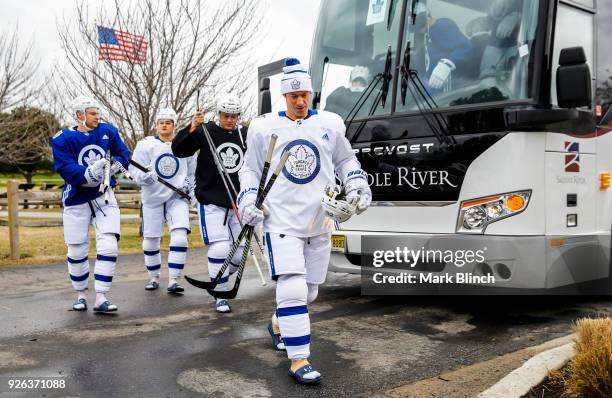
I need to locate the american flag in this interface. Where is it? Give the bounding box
[97,25,148,63]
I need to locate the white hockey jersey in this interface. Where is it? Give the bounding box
[240,109,361,237]
[129,136,197,206]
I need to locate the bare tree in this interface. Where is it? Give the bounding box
[0,107,61,183]
[55,0,262,149]
[0,26,40,112]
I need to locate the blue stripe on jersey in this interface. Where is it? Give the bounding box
[169,246,187,252]
[146,264,161,271]
[199,204,209,245]
[94,274,113,282]
[67,256,88,264]
[283,335,311,346]
[265,233,277,281]
[70,272,89,282]
[144,250,160,256]
[277,305,308,317]
[208,257,225,264]
[168,263,184,269]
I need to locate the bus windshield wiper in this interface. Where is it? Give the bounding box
[400,40,455,145]
[348,46,393,143]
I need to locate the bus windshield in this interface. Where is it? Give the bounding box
[310,0,541,119]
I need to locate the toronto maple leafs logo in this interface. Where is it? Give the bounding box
[216,142,244,173]
[282,139,321,184]
[291,79,301,90]
[77,144,105,166]
[155,153,179,179]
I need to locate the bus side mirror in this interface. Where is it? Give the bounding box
[259,77,271,116]
[557,46,591,109]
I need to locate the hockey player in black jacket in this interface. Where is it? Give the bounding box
[172,94,247,313]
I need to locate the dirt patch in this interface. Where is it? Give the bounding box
[177,368,272,397]
[0,348,38,370]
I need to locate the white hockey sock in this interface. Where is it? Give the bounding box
[67,243,90,291]
[143,237,161,279]
[207,240,231,292]
[168,228,188,281]
[307,283,319,304]
[95,292,108,306]
[94,233,118,293]
[276,274,310,360]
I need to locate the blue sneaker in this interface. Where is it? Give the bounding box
[72,298,87,311]
[145,280,159,291]
[93,301,118,313]
[167,283,184,294]
[215,299,231,313]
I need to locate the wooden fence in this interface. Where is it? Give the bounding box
[2,180,145,261]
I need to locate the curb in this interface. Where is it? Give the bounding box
[478,336,575,398]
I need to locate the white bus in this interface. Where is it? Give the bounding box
[258,0,612,292]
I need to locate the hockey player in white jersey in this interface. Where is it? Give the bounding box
[51,96,130,313]
[129,108,196,293]
[172,94,247,313]
[239,59,372,384]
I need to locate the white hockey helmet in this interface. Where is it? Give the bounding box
[71,96,99,119]
[156,107,177,124]
[217,93,242,115]
[321,185,358,223]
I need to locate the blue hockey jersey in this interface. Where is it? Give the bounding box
[51,123,130,207]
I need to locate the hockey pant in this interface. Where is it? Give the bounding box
[265,232,331,360]
[198,203,245,292]
[141,197,191,280]
[64,192,120,293]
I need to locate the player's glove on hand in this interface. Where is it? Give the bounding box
[345,176,372,215]
[428,59,455,90]
[141,168,157,186]
[84,158,107,186]
[238,188,265,226]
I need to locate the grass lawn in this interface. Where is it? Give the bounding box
[0,172,64,190]
[0,222,204,267]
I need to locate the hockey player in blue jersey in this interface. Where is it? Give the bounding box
[51,96,130,313]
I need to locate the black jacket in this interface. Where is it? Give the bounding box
[172,121,247,208]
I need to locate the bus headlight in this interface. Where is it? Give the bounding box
[457,190,531,234]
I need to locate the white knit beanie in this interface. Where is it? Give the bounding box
[281,58,312,94]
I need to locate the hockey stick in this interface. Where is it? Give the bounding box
[199,123,272,286]
[184,136,281,291]
[100,152,112,204]
[129,158,191,201]
[208,150,290,300]
[112,160,134,180]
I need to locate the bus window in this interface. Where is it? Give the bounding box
[396,0,540,112]
[596,0,612,127]
[310,0,402,120]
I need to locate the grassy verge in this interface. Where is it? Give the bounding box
[527,317,612,397]
[0,223,204,267]
[0,172,63,190]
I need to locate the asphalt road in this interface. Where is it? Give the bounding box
[0,250,611,398]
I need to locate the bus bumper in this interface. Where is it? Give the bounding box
[328,231,610,289]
